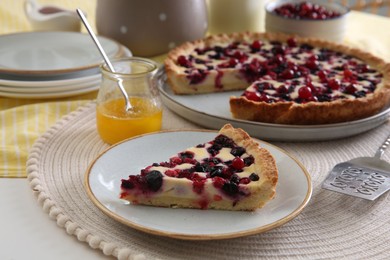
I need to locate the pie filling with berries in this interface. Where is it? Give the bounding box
[165,32,390,124]
[120,124,278,211]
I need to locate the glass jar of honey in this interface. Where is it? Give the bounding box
[96,57,163,144]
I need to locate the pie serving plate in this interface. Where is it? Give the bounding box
[159,83,390,142]
[85,130,312,240]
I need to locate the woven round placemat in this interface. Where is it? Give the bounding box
[27,102,390,260]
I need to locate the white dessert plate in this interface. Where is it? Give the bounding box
[0,84,98,99]
[0,73,101,88]
[0,78,101,93]
[159,84,390,141]
[85,130,312,240]
[0,32,126,76]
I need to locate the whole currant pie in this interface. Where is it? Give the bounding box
[165,32,390,124]
[120,124,278,211]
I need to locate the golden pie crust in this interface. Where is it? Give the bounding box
[165,32,390,125]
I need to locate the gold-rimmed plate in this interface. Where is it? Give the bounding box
[85,130,312,240]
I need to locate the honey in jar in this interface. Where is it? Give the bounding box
[96,57,163,144]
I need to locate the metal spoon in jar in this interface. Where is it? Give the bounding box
[76,9,132,112]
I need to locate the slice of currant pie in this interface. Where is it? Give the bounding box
[120,124,278,211]
[165,32,390,124]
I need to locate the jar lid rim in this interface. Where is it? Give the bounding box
[100,57,159,77]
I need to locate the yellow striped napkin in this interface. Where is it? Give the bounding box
[0,99,93,177]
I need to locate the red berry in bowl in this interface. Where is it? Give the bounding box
[273,1,341,20]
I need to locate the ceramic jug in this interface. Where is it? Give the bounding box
[96,0,208,57]
[24,0,81,32]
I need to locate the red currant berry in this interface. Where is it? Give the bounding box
[328,78,341,90]
[306,60,319,70]
[165,169,178,177]
[358,64,369,73]
[228,58,238,67]
[287,38,297,47]
[177,55,190,67]
[301,2,313,12]
[298,86,313,99]
[308,55,318,61]
[273,54,285,65]
[317,70,327,81]
[244,91,261,101]
[212,177,226,188]
[280,69,295,79]
[277,84,288,94]
[192,178,206,194]
[259,94,270,102]
[239,177,251,184]
[343,69,354,79]
[170,157,182,165]
[267,71,277,79]
[345,84,357,94]
[232,157,245,170]
[251,40,262,50]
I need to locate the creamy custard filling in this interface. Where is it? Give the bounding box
[175,38,382,103]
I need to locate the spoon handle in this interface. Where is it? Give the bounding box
[374,134,390,159]
[76,9,114,72]
[77,9,132,112]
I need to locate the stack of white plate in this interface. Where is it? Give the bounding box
[0,32,132,99]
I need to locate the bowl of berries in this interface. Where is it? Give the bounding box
[265,0,349,42]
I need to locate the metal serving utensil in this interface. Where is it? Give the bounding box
[76,9,132,112]
[322,134,390,200]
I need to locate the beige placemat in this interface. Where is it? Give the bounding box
[27,102,390,260]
